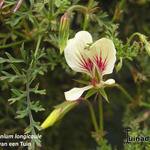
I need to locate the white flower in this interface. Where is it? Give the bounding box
[64,31,116,101]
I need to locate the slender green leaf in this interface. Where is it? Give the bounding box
[74,79,90,85]
[21,43,26,62]
[5,52,24,63]
[11,89,21,96]
[0,57,7,64]
[16,108,29,119]
[30,101,45,112]
[11,64,21,76]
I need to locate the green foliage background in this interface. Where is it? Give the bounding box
[0,0,150,150]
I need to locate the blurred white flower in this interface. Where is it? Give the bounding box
[64,31,116,101]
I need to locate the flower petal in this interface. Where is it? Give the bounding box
[104,79,115,85]
[64,31,93,73]
[90,38,116,75]
[64,85,93,101]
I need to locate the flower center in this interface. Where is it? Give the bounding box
[78,51,108,86]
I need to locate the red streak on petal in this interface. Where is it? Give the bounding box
[94,51,108,73]
[79,54,94,76]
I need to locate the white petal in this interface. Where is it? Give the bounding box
[64,31,93,73]
[64,85,93,101]
[104,79,115,85]
[90,38,116,75]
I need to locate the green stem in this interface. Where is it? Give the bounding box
[84,99,99,132]
[67,5,87,14]
[88,0,94,9]
[34,35,42,58]
[26,71,41,149]
[115,84,134,102]
[112,0,125,23]
[26,71,36,149]
[0,39,32,49]
[127,32,143,45]
[83,14,88,30]
[98,93,103,134]
[26,72,33,125]
[66,5,88,30]
[140,102,150,108]
[83,13,88,30]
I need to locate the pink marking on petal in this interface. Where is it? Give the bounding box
[94,50,108,74]
[78,54,94,76]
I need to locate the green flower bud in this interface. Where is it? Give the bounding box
[116,57,122,72]
[41,101,78,129]
[59,13,69,54]
[41,109,61,129]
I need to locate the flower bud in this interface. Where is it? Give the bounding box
[104,79,115,85]
[59,13,69,54]
[116,57,122,72]
[41,109,61,129]
[41,101,78,129]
